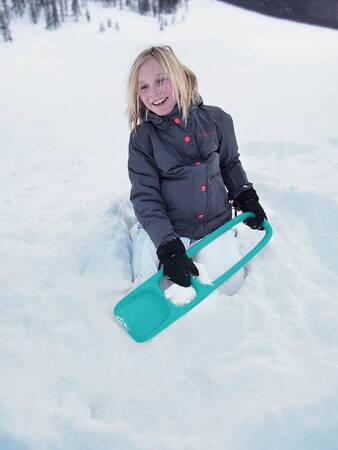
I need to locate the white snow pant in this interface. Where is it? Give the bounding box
[130,224,245,296]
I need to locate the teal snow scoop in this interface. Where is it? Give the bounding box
[114,212,273,343]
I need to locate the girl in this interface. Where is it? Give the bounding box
[127,46,267,294]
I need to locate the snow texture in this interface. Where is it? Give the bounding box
[1,0,338,449]
[164,263,213,306]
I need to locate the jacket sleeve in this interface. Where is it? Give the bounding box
[128,130,178,249]
[216,109,253,199]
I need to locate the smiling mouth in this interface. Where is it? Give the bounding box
[152,97,168,107]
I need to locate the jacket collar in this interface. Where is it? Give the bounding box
[143,97,203,130]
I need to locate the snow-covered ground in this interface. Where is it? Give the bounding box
[1,1,338,448]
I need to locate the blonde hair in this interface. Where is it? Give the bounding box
[127,45,201,131]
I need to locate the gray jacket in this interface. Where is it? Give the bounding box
[128,100,252,248]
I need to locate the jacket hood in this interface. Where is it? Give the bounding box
[143,96,203,130]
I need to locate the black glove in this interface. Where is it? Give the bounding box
[157,238,199,287]
[234,188,267,230]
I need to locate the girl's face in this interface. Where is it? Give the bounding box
[138,57,176,116]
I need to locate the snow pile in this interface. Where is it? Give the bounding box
[1,1,338,449]
[165,283,197,305]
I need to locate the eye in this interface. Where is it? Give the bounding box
[140,85,147,91]
[157,78,166,84]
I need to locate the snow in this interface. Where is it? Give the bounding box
[165,283,197,305]
[164,284,196,306]
[164,262,213,306]
[1,0,338,449]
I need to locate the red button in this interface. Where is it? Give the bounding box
[200,185,206,192]
[174,118,180,124]
[195,161,201,166]
[197,213,204,219]
[184,136,191,143]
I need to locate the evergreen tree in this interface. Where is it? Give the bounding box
[52,0,60,26]
[1,0,10,21]
[58,0,65,22]
[0,9,12,41]
[12,0,25,17]
[64,0,69,17]
[151,0,158,16]
[45,0,60,29]
[72,0,81,20]
[138,0,150,15]
[29,0,40,24]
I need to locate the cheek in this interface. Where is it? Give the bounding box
[164,81,174,98]
[139,90,148,105]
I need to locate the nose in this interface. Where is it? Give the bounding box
[150,85,164,101]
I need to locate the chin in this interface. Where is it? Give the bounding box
[156,109,171,116]
[145,96,176,116]
[150,104,176,116]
